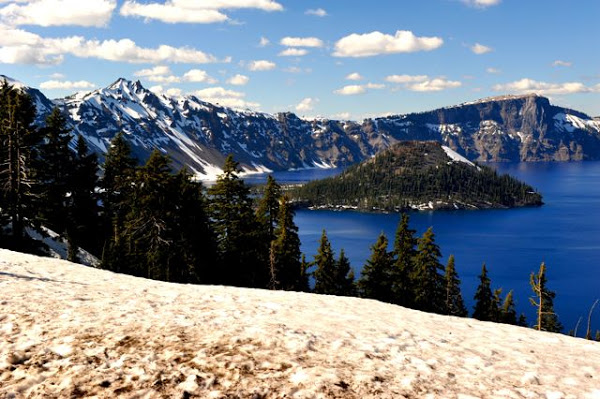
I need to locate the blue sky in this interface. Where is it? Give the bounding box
[1,0,599,119]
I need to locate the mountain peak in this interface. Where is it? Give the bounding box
[0,74,27,89]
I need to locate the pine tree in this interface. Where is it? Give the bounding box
[256,175,281,241]
[444,255,467,317]
[35,107,73,235]
[0,79,42,251]
[335,249,356,296]
[472,263,494,321]
[411,227,445,313]
[208,154,267,288]
[358,232,394,302]
[298,254,311,292]
[518,313,528,327]
[491,288,504,322]
[391,213,417,306]
[530,262,563,333]
[500,290,518,325]
[270,196,302,290]
[313,230,337,295]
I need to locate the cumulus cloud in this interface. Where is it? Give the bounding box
[183,69,217,83]
[305,8,326,17]
[345,72,363,81]
[552,60,572,67]
[333,30,443,57]
[226,74,249,85]
[470,43,492,54]
[278,48,308,57]
[120,0,282,24]
[0,0,116,27]
[296,97,318,112]
[462,0,501,8]
[258,36,270,47]
[192,86,259,109]
[280,36,323,48]
[149,85,183,97]
[492,78,594,95]
[247,59,276,71]
[0,26,220,65]
[333,83,385,96]
[39,79,96,90]
[148,75,181,83]
[407,78,462,92]
[385,74,428,83]
[134,65,172,77]
[486,67,501,74]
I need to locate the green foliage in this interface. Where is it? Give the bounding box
[411,227,445,313]
[270,196,303,290]
[444,255,468,317]
[358,232,394,302]
[530,262,563,333]
[313,230,337,295]
[500,290,518,325]
[291,141,542,211]
[472,264,494,321]
[391,213,417,306]
[298,254,311,292]
[256,175,281,240]
[335,249,356,297]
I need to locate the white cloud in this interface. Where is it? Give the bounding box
[0,26,220,65]
[226,74,249,85]
[278,48,308,57]
[333,30,443,57]
[407,78,462,92]
[553,60,572,67]
[334,85,366,96]
[39,79,96,90]
[296,97,318,112]
[183,69,217,83]
[0,0,116,27]
[492,78,594,95]
[385,74,428,83]
[365,83,385,89]
[305,8,326,17]
[148,75,181,84]
[345,72,363,81]
[486,67,501,74]
[192,86,259,109]
[462,0,501,8]
[120,0,283,24]
[247,59,276,71]
[259,36,270,47]
[149,85,183,97]
[280,36,323,48]
[332,112,351,120]
[470,43,492,54]
[134,65,172,77]
[49,72,65,79]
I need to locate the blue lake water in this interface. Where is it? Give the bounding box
[246,163,600,333]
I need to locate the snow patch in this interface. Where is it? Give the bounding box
[442,146,476,167]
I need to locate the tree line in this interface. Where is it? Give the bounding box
[1,80,595,338]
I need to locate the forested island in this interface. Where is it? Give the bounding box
[290,141,543,212]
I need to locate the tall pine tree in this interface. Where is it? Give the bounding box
[530,262,562,332]
[358,232,394,302]
[391,213,418,306]
[270,196,303,290]
[335,249,356,296]
[313,230,337,295]
[256,175,281,241]
[472,263,494,321]
[411,227,445,313]
[444,255,468,317]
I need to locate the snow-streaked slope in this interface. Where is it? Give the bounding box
[442,145,476,167]
[1,250,599,398]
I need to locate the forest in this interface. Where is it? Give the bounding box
[1,80,596,339]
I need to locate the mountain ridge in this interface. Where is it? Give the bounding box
[3,75,600,179]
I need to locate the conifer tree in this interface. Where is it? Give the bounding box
[256,175,281,241]
[500,290,518,325]
[335,249,356,296]
[298,254,311,292]
[530,262,562,332]
[358,232,393,302]
[518,313,528,327]
[491,288,504,322]
[313,230,337,295]
[411,227,445,313]
[444,255,468,317]
[35,107,73,235]
[270,196,302,290]
[472,263,494,321]
[208,154,267,288]
[0,80,41,251]
[391,213,418,306]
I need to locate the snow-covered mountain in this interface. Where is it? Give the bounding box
[5,76,600,179]
[1,249,599,398]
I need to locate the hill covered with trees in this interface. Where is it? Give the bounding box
[290,141,543,211]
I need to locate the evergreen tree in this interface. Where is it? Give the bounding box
[298,254,311,292]
[500,290,518,325]
[208,154,267,288]
[491,288,504,322]
[358,232,394,302]
[530,262,563,333]
[411,227,445,313]
[313,230,337,295]
[335,249,356,296]
[391,213,417,306]
[0,79,41,251]
[517,313,528,327]
[67,136,100,260]
[472,263,494,321]
[270,196,302,290]
[256,175,281,240]
[444,255,468,317]
[35,107,73,235]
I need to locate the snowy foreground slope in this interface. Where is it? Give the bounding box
[1,250,599,399]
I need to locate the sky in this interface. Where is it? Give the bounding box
[1,0,599,120]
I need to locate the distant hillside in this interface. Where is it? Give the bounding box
[4,76,600,179]
[290,141,543,211]
[1,249,599,398]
